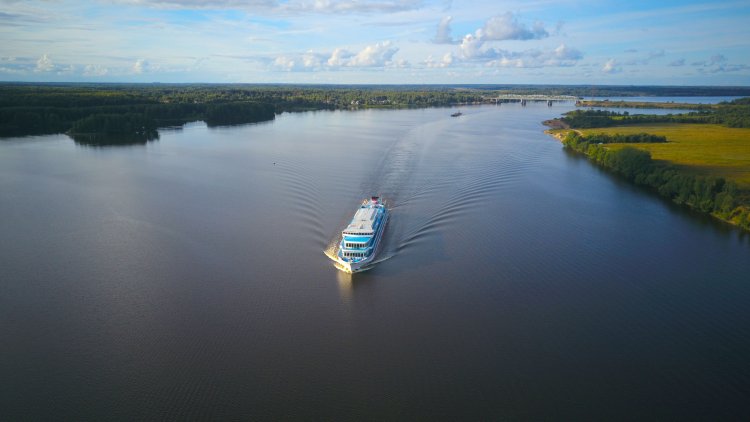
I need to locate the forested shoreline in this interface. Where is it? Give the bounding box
[3,83,750,145]
[554,98,750,128]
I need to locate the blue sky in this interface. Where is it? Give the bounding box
[1,0,748,84]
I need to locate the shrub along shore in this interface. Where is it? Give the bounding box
[553,130,750,230]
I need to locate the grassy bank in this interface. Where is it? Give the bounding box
[545,125,750,231]
[578,123,750,188]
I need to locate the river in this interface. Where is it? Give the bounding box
[1,101,749,419]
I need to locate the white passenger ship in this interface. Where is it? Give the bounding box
[335,197,388,273]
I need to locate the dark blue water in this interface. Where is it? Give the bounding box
[2,101,749,419]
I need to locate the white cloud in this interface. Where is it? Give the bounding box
[83,64,109,76]
[425,52,454,68]
[275,42,401,71]
[484,44,583,68]
[457,40,583,68]
[133,59,149,74]
[601,58,621,74]
[433,16,454,44]
[348,41,399,66]
[57,64,76,75]
[273,55,297,71]
[458,13,552,61]
[481,12,548,41]
[302,50,321,68]
[35,54,53,72]
[552,44,583,62]
[459,32,484,60]
[327,48,352,67]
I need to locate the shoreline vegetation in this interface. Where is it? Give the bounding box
[3,83,750,145]
[575,100,714,110]
[544,99,750,232]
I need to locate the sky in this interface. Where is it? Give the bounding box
[1,0,749,85]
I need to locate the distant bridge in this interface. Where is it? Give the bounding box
[483,94,578,103]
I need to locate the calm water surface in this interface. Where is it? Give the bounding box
[2,102,749,419]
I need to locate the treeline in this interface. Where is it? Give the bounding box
[3,83,749,143]
[71,113,158,135]
[563,98,750,129]
[573,132,667,144]
[561,110,708,128]
[69,114,159,146]
[563,132,750,230]
[0,84,491,140]
[0,99,276,141]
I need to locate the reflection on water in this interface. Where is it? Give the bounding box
[69,131,159,146]
[335,270,353,302]
[2,101,750,420]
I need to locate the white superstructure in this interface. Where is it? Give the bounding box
[334,197,388,273]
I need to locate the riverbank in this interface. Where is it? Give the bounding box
[543,122,750,232]
[575,100,714,110]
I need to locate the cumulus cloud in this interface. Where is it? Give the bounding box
[35,54,53,72]
[458,13,552,61]
[481,12,548,41]
[425,52,454,68]
[57,64,76,75]
[459,32,484,60]
[133,59,149,73]
[272,50,327,71]
[273,55,297,71]
[484,44,583,68]
[274,42,401,71]
[326,48,351,67]
[83,64,109,76]
[456,36,582,68]
[433,16,455,44]
[301,50,321,68]
[347,41,399,66]
[601,58,621,74]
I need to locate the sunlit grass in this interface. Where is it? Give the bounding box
[579,123,750,188]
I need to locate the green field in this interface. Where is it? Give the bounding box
[579,123,750,188]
